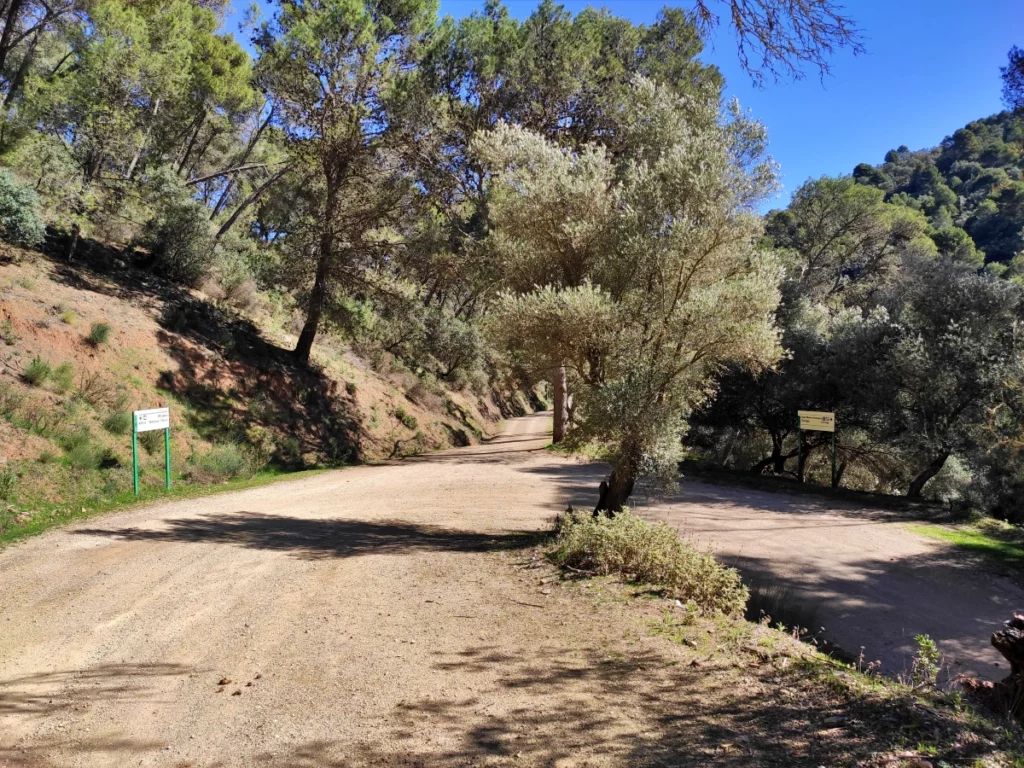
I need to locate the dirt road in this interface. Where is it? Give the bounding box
[1,413,1021,766]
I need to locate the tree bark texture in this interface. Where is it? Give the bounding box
[552,362,568,444]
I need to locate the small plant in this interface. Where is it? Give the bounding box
[910,633,941,687]
[60,309,76,325]
[1,318,16,345]
[65,441,102,471]
[86,322,113,347]
[549,509,749,616]
[51,362,74,394]
[102,410,132,436]
[0,464,17,500]
[37,450,57,464]
[197,443,251,479]
[139,429,163,455]
[76,371,119,408]
[345,380,358,397]
[394,406,418,430]
[23,356,51,386]
[0,381,24,417]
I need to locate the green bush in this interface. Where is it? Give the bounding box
[1,319,17,345]
[65,441,102,470]
[60,310,76,325]
[86,322,112,347]
[549,510,748,616]
[0,168,45,247]
[51,362,74,394]
[197,443,251,479]
[142,168,216,286]
[23,356,51,386]
[102,410,132,436]
[139,429,163,454]
[0,464,17,500]
[394,406,418,430]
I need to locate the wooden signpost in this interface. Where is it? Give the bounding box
[132,407,171,496]
[797,410,838,488]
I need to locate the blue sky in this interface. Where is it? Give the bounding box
[226,1,1023,211]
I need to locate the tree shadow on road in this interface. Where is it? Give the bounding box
[239,640,1010,767]
[74,513,539,561]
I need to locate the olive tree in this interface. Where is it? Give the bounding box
[482,79,783,512]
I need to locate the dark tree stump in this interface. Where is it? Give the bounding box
[987,614,1024,717]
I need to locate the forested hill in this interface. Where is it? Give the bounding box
[850,110,1024,265]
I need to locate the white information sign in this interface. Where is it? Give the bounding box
[798,410,835,432]
[134,407,170,433]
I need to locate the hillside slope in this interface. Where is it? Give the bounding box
[0,246,532,536]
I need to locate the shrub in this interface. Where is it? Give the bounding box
[0,168,45,247]
[141,168,216,285]
[103,410,132,436]
[197,443,251,479]
[0,464,16,500]
[1,319,16,345]
[549,510,748,616]
[51,362,74,394]
[23,356,51,386]
[0,381,24,417]
[394,406,418,430]
[139,429,163,454]
[65,442,102,470]
[60,310,76,325]
[86,322,112,347]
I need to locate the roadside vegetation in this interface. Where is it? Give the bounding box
[540,512,1024,766]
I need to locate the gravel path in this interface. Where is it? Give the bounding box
[1,412,1021,766]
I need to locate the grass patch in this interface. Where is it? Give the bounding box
[907,521,1024,572]
[22,356,51,386]
[394,406,418,430]
[102,410,132,436]
[60,309,76,325]
[548,509,748,616]
[51,362,74,394]
[1,318,17,345]
[0,467,329,551]
[86,321,112,347]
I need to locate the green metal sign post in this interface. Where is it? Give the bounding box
[132,407,171,496]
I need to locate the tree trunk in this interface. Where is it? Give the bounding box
[0,0,25,79]
[293,182,336,364]
[907,450,951,498]
[971,614,1024,719]
[552,362,568,444]
[594,468,635,516]
[2,22,40,108]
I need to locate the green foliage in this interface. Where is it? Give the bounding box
[51,362,74,394]
[22,357,51,386]
[1,319,16,345]
[394,406,418,430]
[86,322,112,347]
[102,411,132,436]
[0,169,45,247]
[0,465,17,500]
[59,310,76,325]
[141,168,216,285]
[549,509,748,616]
[481,80,782,502]
[64,442,103,471]
[138,430,163,455]
[196,443,251,479]
[910,634,941,686]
